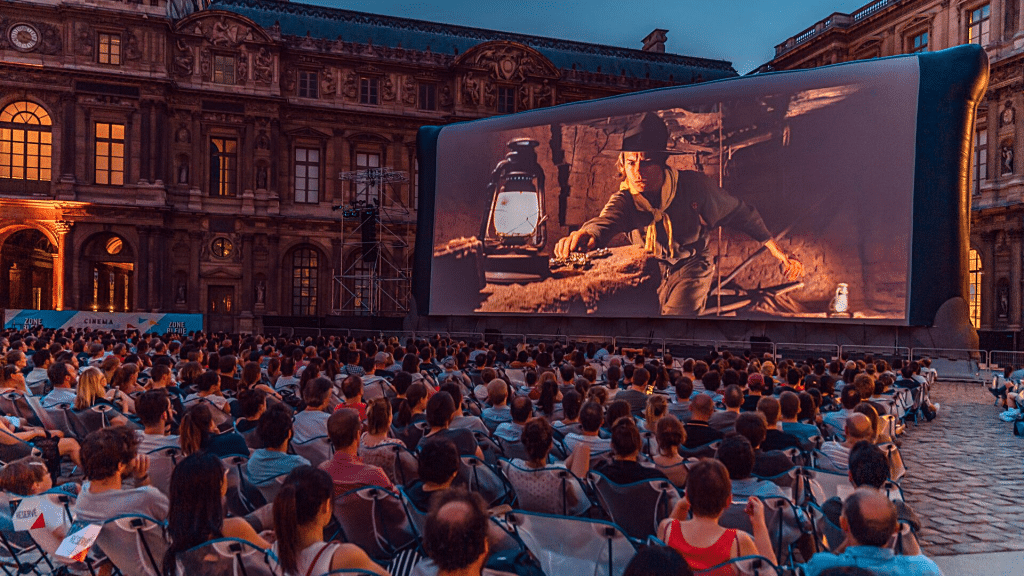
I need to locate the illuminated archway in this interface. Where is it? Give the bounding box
[0,229,56,309]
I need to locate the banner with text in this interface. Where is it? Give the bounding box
[3,310,203,335]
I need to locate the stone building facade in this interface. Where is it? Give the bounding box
[0,0,734,332]
[762,0,1023,349]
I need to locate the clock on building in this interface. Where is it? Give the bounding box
[9,24,39,51]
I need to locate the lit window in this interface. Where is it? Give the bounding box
[292,248,318,316]
[418,83,436,111]
[497,86,516,114]
[94,122,125,186]
[910,31,928,53]
[98,33,121,65]
[360,77,379,105]
[354,152,380,204]
[298,71,318,98]
[969,248,981,329]
[213,54,235,84]
[294,147,320,204]
[0,101,52,181]
[968,4,990,46]
[974,127,987,195]
[209,138,237,196]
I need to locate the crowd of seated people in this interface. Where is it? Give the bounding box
[0,328,946,576]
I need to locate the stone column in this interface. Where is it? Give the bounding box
[982,231,997,330]
[136,226,151,311]
[1013,230,1023,330]
[188,234,201,313]
[240,233,254,312]
[50,222,71,311]
[268,234,280,315]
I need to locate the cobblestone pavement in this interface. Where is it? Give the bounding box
[899,381,1024,556]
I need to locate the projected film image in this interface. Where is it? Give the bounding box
[429,58,919,321]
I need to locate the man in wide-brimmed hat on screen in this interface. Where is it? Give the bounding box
[554,113,803,315]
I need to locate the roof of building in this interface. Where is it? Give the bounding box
[210,0,737,83]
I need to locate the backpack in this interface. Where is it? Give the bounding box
[1013,417,1024,437]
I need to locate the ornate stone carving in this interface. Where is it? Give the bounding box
[253,47,273,85]
[199,48,211,78]
[1002,141,1014,175]
[439,83,454,108]
[1001,100,1015,128]
[461,73,481,106]
[535,81,553,108]
[124,30,142,61]
[175,124,191,144]
[381,75,396,101]
[255,162,268,189]
[236,52,248,83]
[208,17,250,47]
[256,130,270,150]
[401,76,416,105]
[37,23,61,55]
[458,43,558,82]
[75,25,93,57]
[342,72,358,99]
[174,39,194,77]
[483,82,496,108]
[281,68,295,92]
[321,67,337,96]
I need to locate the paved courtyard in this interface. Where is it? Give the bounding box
[899,380,1024,556]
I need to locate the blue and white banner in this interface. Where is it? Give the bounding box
[3,310,203,335]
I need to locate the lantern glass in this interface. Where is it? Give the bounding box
[493,190,541,237]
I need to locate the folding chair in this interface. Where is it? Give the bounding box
[679,440,721,459]
[719,497,805,565]
[292,435,334,468]
[176,537,275,576]
[332,486,417,562]
[458,456,513,507]
[802,468,854,507]
[146,446,181,496]
[806,501,845,553]
[0,490,58,576]
[225,457,267,516]
[753,467,805,505]
[361,442,418,487]
[38,403,82,440]
[499,459,591,517]
[2,489,110,576]
[472,430,504,466]
[587,471,678,541]
[693,554,787,575]
[397,487,428,536]
[492,435,529,462]
[504,510,636,576]
[252,472,286,507]
[95,514,169,576]
[0,392,40,426]
[877,443,906,482]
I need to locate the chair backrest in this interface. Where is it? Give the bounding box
[807,502,845,553]
[587,471,678,540]
[752,467,804,505]
[97,514,169,576]
[292,435,334,468]
[0,392,40,425]
[472,430,504,465]
[877,443,906,482]
[176,537,275,576]
[492,436,530,462]
[254,473,287,505]
[146,446,182,496]
[458,456,512,507]
[332,486,417,562]
[679,440,721,459]
[804,468,854,506]
[361,442,419,487]
[499,459,590,517]
[505,510,636,576]
[39,404,81,439]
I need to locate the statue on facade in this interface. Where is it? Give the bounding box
[1002,143,1014,175]
[255,280,266,306]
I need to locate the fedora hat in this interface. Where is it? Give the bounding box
[609,113,686,154]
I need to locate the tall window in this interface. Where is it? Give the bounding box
[360,77,379,105]
[354,152,380,204]
[497,86,516,114]
[209,138,237,196]
[98,33,121,65]
[910,31,928,53]
[418,83,437,111]
[292,248,318,316]
[213,54,235,84]
[0,101,52,181]
[298,71,319,98]
[94,122,125,185]
[294,147,320,204]
[974,127,987,195]
[968,4,990,46]
[969,248,981,329]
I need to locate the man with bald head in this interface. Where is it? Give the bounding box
[818,413,874,473]
[802,488,943,576]
[414,487,498,576]
[683,393,724,449]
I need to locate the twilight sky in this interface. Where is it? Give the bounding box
[304,0,870,74]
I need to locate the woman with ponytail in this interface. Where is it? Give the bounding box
[270,466,388,576]
[162,453,268,575]
[393,382,429,448]
[178,404,249,458]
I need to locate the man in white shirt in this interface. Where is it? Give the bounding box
[818,413,874,473]
[41,361,77,408]
[135,389,179,454]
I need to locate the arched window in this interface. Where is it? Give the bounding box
[969,248,981,329]
[0,101,52,181]
[291,248,318,316]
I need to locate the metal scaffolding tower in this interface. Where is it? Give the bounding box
[333,167,412,316]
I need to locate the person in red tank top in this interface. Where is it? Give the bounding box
[657,460,777,574]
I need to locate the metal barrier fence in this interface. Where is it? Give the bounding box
[776,343,840,362]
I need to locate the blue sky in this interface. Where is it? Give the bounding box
[303,1,870,74]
